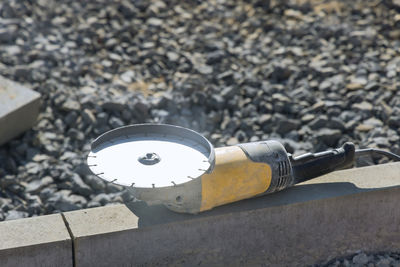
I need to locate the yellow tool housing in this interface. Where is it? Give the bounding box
[200,146,272,211]
[132,141,293,213]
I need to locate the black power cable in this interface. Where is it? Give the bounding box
[355,148,400,162]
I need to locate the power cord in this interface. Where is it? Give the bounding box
[355,148,400,162]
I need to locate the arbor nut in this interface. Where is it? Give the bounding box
[138,153,161,165]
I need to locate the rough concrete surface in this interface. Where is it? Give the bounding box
[63,204,138,238]
[0,213,72,267]
[63,163,400,266]
[0,75,40,146]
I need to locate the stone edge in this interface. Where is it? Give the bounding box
[0,162,399,266]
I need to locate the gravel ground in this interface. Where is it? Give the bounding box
[317,251,400,267]
[0,0,399,243]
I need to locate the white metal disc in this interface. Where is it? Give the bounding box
[87,124,214,188]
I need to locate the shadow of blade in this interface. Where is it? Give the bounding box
[124,182,397,228]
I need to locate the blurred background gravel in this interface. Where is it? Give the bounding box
[0,0,399,246]
[317,251,400,267]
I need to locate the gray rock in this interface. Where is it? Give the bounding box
[235,130,247,142]
[84,175,106,192]
[209,95,225,109]
[319,80,332,91]
[373,137,390,147]
[122,109,132,121]
[53,198,80,211]
[309,116,329,130]
[388,116,400,128]
[73,164,92,177]
[0,29,17,43]
[120,190,134,202]
[327,118,346,132]
[120,70,135,83]
[32,154,50,162]
[111,195,124,203]
[353,253,369,265]
[15,143,28,156]
[61,99,81,112]
[269,65,292,82]
[109,117,125,128]
[376,258,391,267]
[82,109,96,124]
[133,100,149,116]
[28,202,43,215]
[106,183,124,193]
[26,176,54,194]
[91,193,112,205]
[64,111,78,126]
[166,52,180,62]
[25,162,42,175]
[39,187,57,201]
[13,67,31,79]
[60,151,78,161]
[47,191,80,212]
[301,114,315,124]
[352,101,373,112]
[276,119,300,134]
[250,136,260,142]
[67,194,87,207]
[197,65,213,75]
[102,100,126,112]
[5,210,29,221]
[220,86,237,98]
[363,117,384,127]
[71,174,92,197]
[0,175,18,187]
[0,197,13,212]
[87,201,101,208]
[259,114,272,125]
[206,50,225,65]
[365,82,380,91]
[67,128,85,141]
[226,137,239,146]
[252,0,271,10]
[315,129,342,147]
[96,112,109,126]
[147,18,163,26]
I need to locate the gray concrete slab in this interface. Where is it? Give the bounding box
[64,204,138,238]
[124,162,400,228]
[0,76,40,146]
[0,213,72,267]
[63,162,400,266]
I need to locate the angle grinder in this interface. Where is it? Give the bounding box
[87,124,400,214]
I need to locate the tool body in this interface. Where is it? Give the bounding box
[87,124,397,214]
[129,140,354,213]
[131,141,294,213]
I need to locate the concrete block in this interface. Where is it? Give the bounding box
[63,162,400,266]
[63,204,139,238]
[0,76,40,146]
[0,214,72,267]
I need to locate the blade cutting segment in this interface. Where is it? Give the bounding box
[87,124,215,188]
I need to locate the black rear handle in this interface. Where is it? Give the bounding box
[290,142,356,184]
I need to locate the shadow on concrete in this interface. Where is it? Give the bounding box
[124,182,393,228]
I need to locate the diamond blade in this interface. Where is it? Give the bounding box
[87,124,215,188]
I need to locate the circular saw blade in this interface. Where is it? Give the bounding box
[87,124,215,188]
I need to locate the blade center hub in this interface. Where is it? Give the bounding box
[138,152,161,165]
